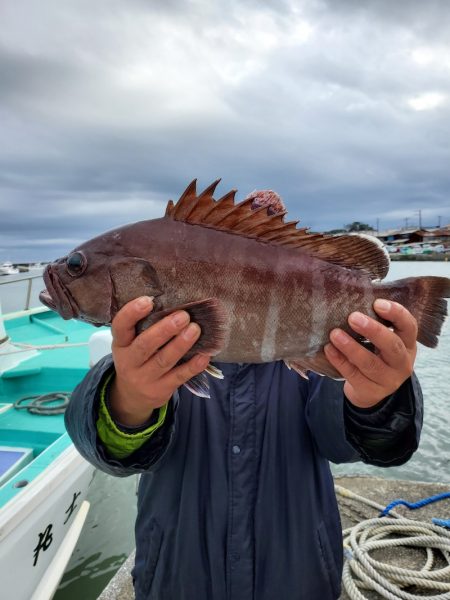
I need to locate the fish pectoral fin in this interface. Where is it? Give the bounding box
[285,353,343,380]
[137,298,228,356]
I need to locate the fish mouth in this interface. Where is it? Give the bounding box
[40,265,79,319]
[39,289,57,311]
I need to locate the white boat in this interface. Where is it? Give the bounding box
[28,263,46,271]
[0,278,110,600]
[0,262,19,276]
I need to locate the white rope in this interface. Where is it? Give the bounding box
[337,486,450,599]
[0,342,88,355]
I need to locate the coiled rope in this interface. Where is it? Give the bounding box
[336,485,450,599]
[14,393,71,415]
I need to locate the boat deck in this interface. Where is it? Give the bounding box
[0,308,107,507]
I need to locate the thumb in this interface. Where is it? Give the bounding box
[111,296,154,347]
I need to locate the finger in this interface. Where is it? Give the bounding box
[328,329,390,385]
[111,296,154,347]
[127,310,190,367]
[324,342,385,400]
[347,311,408,369]
[373,299,418,350]
[156,353,210,397]
[146,322,201,377]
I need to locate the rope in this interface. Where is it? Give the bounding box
[13,392,71,415]
[336,486,450,599]
[336,485,402,520]
[381,494,450,517]
[0,341,88,355]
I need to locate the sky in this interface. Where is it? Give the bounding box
[1,0,450,262]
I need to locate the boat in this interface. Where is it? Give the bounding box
[0,275,112,600]
[0,262,19,276]
[28,263,46,271]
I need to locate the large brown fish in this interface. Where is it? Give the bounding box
[40,179,450,396]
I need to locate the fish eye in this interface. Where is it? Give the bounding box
[66,251,87,276]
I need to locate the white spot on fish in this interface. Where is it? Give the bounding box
[308,266,326,356]
[261,289,280,361]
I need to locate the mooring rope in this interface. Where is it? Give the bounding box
[381,494,450,518]
[0,341,88,355]
[14,392,71,415]
[336,485,450,599]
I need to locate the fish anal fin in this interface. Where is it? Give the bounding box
[285,352,343,380]
[166,180,390,280]
[137,297,228,356]
[284,360,309,379]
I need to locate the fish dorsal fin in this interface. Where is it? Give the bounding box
[165,180,390,279]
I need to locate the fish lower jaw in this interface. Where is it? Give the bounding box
[39,289,57,311]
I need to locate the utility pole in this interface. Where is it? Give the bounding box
[438,215,442,228]
[415,209,422,229]
[376,218,379,234]
[404,217,409,230]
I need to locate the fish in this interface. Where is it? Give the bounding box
[40,179,450,396]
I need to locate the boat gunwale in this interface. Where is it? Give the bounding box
[0,438,93,540]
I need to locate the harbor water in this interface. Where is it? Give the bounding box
[1,261,450,599]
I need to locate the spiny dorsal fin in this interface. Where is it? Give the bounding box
[165,180,390,279]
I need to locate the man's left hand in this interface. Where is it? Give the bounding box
[324,299,418,409]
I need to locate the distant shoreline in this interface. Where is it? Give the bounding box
[390,253,449,261]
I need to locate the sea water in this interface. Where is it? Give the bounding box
[2,262,449,599]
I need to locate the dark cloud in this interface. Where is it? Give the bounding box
[1,0,450,262]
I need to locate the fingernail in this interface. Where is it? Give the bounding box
[183,323,199,340]
[349,312,369,328]
[331,329,350,345]
[172,310,189,327]
[136,296,153,309]
[375,299,391,312]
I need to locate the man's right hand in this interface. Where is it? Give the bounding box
[109,296,210,428]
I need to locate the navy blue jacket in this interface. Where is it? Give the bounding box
[65,357,423,600]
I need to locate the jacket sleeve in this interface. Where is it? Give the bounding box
[64,354,179,476]
[305,373,423,466]
[343,374,423,467]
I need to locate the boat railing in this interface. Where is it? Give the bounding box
[0,273,44,312]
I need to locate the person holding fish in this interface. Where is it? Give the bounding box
[46,181,450,599]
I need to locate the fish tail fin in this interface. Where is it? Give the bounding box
[376,276,450,348]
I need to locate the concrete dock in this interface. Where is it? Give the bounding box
[98,475,450,599]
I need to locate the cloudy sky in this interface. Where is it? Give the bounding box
[1,0,450,262]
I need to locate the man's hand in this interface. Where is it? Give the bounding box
[109,296,210,427]
[324,299,418,409]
